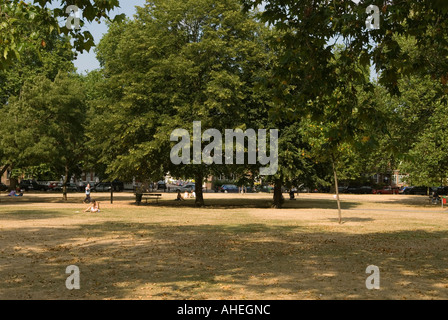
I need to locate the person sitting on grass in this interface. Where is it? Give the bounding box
[84,200,100,213]
[175,191,184,201]
[7,188,23,197]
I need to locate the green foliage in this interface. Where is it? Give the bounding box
[0,0,124,68]
[91,0,273,189]
[237,1,448,201]
[3,0,448,207]
[243,0,448,96]
[10,163,59,180]
[394,79,448,186]
[0,34,75,105]
[360,36,448,187]
[0,72,87,184]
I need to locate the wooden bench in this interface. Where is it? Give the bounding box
[135,193,162,205]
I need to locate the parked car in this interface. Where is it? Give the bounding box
[157,181,167,190]
[220,184,239,193]
[436,186,448,195]
[240,186,254,193]
[359,186,374,194]
[402,186,414,194]
[312,186,331,193]
[91,181,124,192]
[77,182,87,192]
[19,179,48,191]
[401,186,428,195]
[404,186,429,195]
[338,186,348,193]
[257,185,274,193]
[112,180,124,191]
[372,186,399,194]
[399,186,411,194]
[346,186,374,194]
[175,183,196,193]
[54,183,78,192]
[91,182,112,192]
[345,186,358,194]
[0,183,8,191]
[47,182,61,191]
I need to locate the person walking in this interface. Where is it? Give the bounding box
[84,183,91,203]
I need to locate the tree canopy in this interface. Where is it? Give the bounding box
[0,0,124,68]
[90,0,277,206]
[242,0,448,96]
[2,0,448,214]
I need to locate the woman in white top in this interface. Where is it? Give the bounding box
[84,200,100,213]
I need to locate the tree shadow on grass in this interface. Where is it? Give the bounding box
[1,215,448,300]
[0,210,73,221]
[139,197,362,211]
[0,193,135,206]
[373,195,435,208]
[1,192,363,211]
[327,217,375,223]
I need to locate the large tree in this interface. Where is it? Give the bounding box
[361,35,448,188]
[238,0,448,212]
[91,0,273,206]
[1,73,87,199]
[0,28,75,189]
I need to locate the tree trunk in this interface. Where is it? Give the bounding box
[110,183,114,204]
[332,159,342,224]
[62,165,69,201]
[9,177,18,192]
[195,172,205,207]
[143,180,150,192]
[272,179,283,209]
[0,164,9,182]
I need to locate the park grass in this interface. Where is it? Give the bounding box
[1,192,448,300]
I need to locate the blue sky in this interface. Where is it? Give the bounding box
[73,0,146,74]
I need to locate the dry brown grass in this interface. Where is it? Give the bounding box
[1,191,448,300]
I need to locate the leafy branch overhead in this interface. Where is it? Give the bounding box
[242,0,448,95]
[0,0,125,68]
